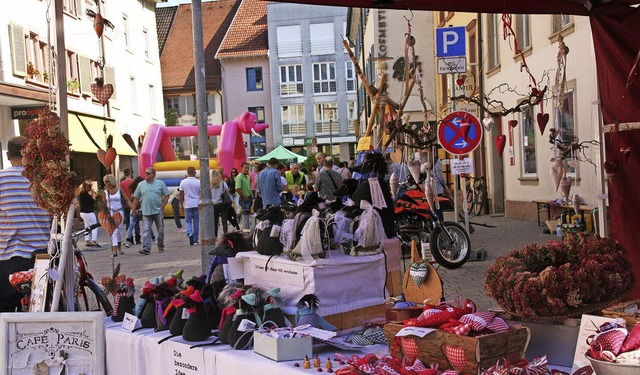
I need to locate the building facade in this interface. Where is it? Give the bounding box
[0,0,164,179]
[267,3,357,162]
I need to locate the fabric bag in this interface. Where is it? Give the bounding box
[220,189,232,207]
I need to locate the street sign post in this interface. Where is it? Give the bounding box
[437,57,467,74]
[436,27,466,57]
[437,111,483,155]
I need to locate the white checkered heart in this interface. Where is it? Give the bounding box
[486,317,510,332]
[409,262,428,286]
[474,311,496,324]
[460,313,488,331]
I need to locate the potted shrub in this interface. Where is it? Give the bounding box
[27,62,40,79]
[67,78,80,93]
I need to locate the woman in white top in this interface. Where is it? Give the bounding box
[102,174,133,256]
[210,169,230,238]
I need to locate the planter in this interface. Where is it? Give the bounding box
[587,355,640,375]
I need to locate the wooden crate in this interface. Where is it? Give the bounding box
[383,323,531,375]
[285,304,385,331]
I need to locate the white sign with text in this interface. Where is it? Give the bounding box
[248,257,305,287]
[165,340,206,375]
[122,313,142,332]
[450,158,474,175]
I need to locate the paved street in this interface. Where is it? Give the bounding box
[81,213,555,311]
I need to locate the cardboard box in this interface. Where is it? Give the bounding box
[384,323,531,375]
[253,331,313,362]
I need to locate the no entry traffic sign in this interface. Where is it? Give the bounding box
[437,111,483,155]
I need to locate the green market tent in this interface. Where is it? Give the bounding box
[256,145,306,163]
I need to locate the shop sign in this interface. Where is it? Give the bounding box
[11,106,46,120]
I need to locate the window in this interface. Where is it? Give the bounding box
[345,61,356,92]
[246,67,263,91]
[251,142,266,157]
[277,25,302,57]
[63,0,78,17]
[515,15,531,51]
[467,21,478,88]
[143,28,150,59]
[279,65,303,96]
[248,106,266,124]
[123,14,130,49]
[558,89,576,175]
[347,101,356,133]
[552,14,571,34]
[282,104,306,135]
[149,85,156,117]
[310,23,335,55]
[248,107,266,156]
[165,97,179,111]
[520,105,537,176]
[130,76,138,113]
[25,33,50,83]
[314,102,338,134]
[66,50,79,85]
[313,62,336,94]
[487,14,500,70]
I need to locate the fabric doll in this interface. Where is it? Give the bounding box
[295,294,336,331]
[227,293,262,350]
[111,277,135,322]
[262,288,288,328]
[182,290,213,342]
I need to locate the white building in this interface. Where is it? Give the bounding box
[0,0,164,179]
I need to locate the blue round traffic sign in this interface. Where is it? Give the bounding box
[437,111,483,155]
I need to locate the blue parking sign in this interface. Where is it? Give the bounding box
[436,27,466,57]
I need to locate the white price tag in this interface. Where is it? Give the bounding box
[122,312,142,332]
[368,177,387,209]
[270,225,281,237]
[181,308,191,320]
[396,326,436,338]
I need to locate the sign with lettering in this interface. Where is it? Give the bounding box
[450,158,475,175]
[165,340,205,375]
[436,26,466,57]
[122,313,142,332]
[1,312,105,374]
[248,257,305,287]
[11,106,46,120]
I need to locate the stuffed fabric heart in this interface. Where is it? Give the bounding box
[416,308,449,328]
[409,262,429,287]
[537,113,549,135]
[486,317,510,333]
[97,147,117,169]
[496,135,506,158]
[400,337,420,359]
[621,323,640,353]
[91,82,114,105]
[363,328,387,344]
[474,311,496,324]
[98,211,122,236]
[459,313,488,331]
[589,327,628,355]
[441,319,472,336]
[444,344,467,372]
[550,159,564,192]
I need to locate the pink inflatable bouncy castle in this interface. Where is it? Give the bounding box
[138,112,269,175]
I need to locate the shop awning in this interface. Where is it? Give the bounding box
[69,113,137,156]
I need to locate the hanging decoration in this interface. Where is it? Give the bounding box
[97,135,117,169]
[85,9,114,38]
[91,77,114,106]
[495,135,506,158]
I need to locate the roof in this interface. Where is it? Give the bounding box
[216,0,268,59]
[155,6,177,55]
[160,0,240,93]
[256,145,306,163]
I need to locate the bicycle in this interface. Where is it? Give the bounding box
[464,176,486,217]
[52,223,113,314]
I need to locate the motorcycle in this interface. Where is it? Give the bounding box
[394,182,471,269]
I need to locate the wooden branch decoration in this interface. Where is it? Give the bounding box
[364,73,387,137]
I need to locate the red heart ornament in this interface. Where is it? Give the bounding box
[604,160,618,183]
[496,135,506,158]
[443,344,467,372]
[97,147,117,169]
[621,323,640,352]
[508,119,518,128]
[456,78,464,86]
[620,147,632,162]
[460,122,471,140]
[91,83,114,105]
[589,327,628,355]
[98,211,122,236]
[537,113,549,135]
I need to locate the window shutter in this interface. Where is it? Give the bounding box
[9,22,26,77]
[246,69,256,91]
[78,55,92,95]
[103,65,117,101]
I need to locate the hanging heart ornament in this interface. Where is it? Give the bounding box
[508,119,518,128]
[91,82,114,106]
[550,158,565,192]
[409,262,428,287]
[97,147,117,169]
[495,135,506,158]
[537,113,549,135]
[482,116,494,131]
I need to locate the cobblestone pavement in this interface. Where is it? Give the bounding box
[82,213,556,311]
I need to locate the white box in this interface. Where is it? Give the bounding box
[253,331,312,362]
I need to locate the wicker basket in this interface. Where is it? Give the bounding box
[602,299,640,328]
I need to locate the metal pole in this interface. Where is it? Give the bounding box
[329,118,333,157]
[54,0,68,136]
[191,0,215,273]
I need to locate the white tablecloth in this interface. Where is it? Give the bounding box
[236,249,390,316]
[104,322,388,375]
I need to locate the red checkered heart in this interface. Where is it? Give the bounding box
[450,322,472,336]
[474,311,496,324]
[91,82,114,105]
[589,327,628,355]
[406,358,427,372]
[357,363,376,374]
[444,344,467,372]
[400,337,419,359]
[460,313,488,331]
[378,363,401,375]
[486,317,510,333]
[441,369,461,375]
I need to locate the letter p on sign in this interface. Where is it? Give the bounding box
[436,26,466,57]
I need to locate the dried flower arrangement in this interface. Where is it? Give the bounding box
[485,233,634,319]
[22,107,77,216]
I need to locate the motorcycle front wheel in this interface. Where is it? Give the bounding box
[429,221,470,269]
